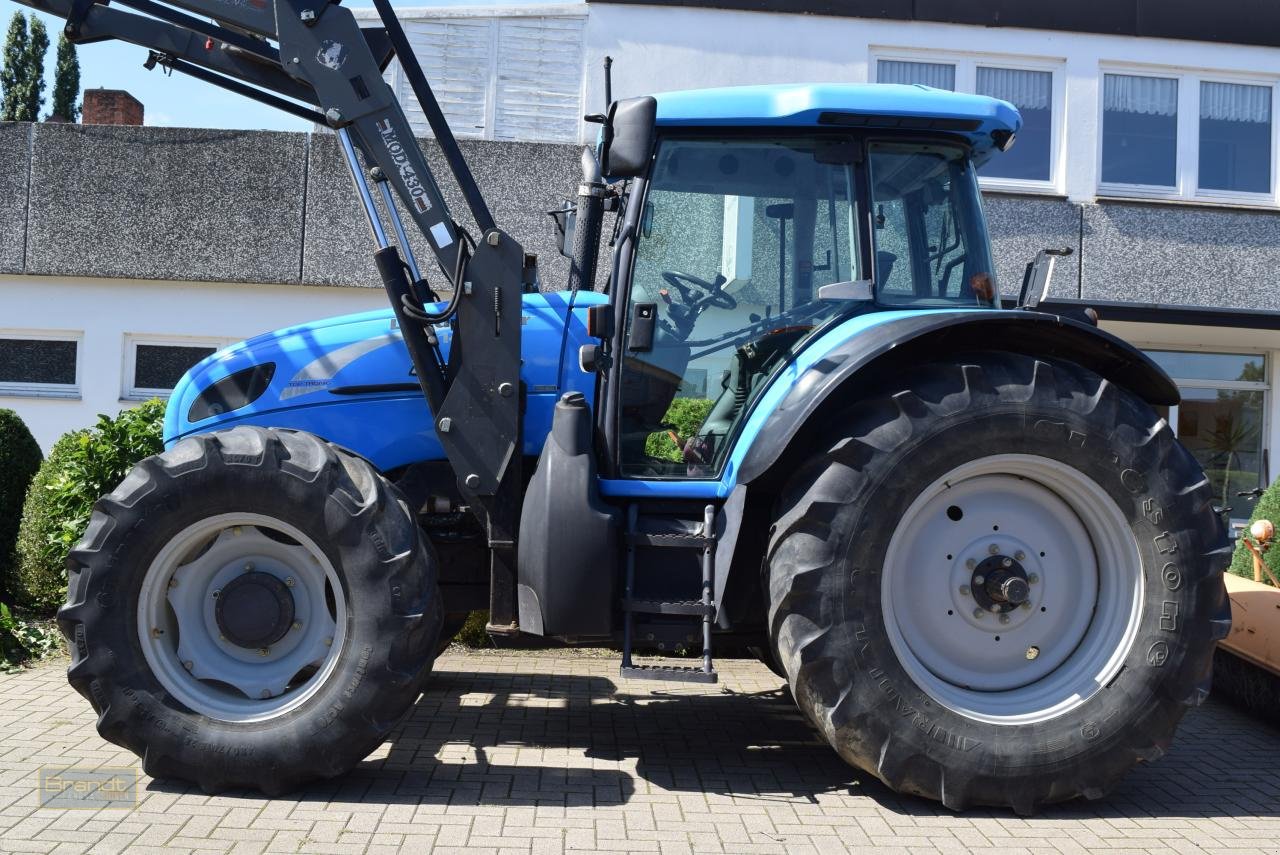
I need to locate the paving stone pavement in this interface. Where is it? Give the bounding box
[1,650,1278,855]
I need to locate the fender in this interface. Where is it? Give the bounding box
[736,307,1179,487]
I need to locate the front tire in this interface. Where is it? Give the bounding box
[59,427,443,794]
[766,353,1231,813]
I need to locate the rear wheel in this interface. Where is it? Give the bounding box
[60,427,442,794]
[766,353,1231,812]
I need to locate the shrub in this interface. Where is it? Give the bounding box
[1229,478,1280,586]
[645,398,715,462]
[0,408,42,590]
[13,400,166,611]
[0,602,61,672]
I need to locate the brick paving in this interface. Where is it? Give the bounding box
[1,650,1278,854]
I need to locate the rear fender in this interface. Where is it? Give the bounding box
[736,308,1178,486]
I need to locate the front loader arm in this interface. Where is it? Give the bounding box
[15,0,528,628]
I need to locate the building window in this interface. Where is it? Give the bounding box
[1145,349,1269,524]
[0,332,81,398]
[1102,73,1179,188]
[877,59,955,91]
[874,53,1060,191]
[381,12,585,143]
[124,337,222,400]
[1199,81,1272,194]
[976,67,1053,182]
[1101,69,1277,203]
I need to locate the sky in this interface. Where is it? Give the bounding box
[1,0,575,131]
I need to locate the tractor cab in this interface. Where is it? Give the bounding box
[596,84,1017,482]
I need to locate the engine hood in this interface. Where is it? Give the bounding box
[166,291,607,472]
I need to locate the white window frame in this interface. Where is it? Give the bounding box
[0,329,83,399]
[1098,63,1279,207]
[870,48,1067,196]
[123,334,233,401]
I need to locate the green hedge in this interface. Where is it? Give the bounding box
[12,400,166,612]
[0,409,42,593]
[645,398,714,462]
[1229,478,1280,586]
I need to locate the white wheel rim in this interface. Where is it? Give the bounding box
[881,454,1143,725]
[137,513,347,723]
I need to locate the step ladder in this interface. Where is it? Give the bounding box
[620,503,718,684]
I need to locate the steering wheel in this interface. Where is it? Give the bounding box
[661,271,737,311]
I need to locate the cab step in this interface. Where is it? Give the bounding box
[620,503,718,684]
[620,664,718,684]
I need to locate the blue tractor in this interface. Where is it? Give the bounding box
[26,0,1230,813]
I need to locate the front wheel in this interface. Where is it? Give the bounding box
[59,427,442,794]
[766,353,1231,813]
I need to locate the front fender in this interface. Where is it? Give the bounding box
[736,308,1178,486]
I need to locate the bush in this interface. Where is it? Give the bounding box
[0,602,61,672]
[0,409,42,590]
[645,398,714,462]
[13,400,166,611]
[1229,478,1280,586]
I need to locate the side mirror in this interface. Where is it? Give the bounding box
[600,96,657,179]
[1018,247,1074,310]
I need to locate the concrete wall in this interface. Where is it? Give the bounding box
[0,122,583,292]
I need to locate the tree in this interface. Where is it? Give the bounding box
[48,33,78,121]
[0,12,47,122]
[22,15,47,122]
[0,13,30,121]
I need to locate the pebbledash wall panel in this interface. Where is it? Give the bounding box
[25,123,307,284]
[1080,202,1280,311]
[5,122,1280,311]
[0,123,31,275]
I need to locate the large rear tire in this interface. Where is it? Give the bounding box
[766,353,1231,813]
[59,427,442,794]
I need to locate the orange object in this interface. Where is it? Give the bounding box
[1221,573,1280,677]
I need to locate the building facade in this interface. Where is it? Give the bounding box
[1,0,1277,529]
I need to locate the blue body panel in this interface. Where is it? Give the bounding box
[165,291,607,473]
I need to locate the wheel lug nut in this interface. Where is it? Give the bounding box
[260,690,272,699]
[965,558,976,570]
[1001,557,1012,568]
[988,604,1000,613]
[974,574,986,585]
[285,577,295,588]
[1026,646,1040,660]
[212,589,221,599]
[151,627,163,638]
[1028,573,1039,584]
[959,585,970,597]
[183,660,193,671]
[1015,551,1026,561]
[973,608,985,619]
[988,544,1000,555]
[244,562,254,572]
[324,637,333,647]
[1021,601,1032,610]
[258,647,270,657]
[168,577,178,588]
[999,614,1010,624]
[291,621,302,631]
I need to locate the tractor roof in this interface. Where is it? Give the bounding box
[653,83,1021,149]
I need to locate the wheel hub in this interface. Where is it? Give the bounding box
[215,571,296,649]
[971,554,1030,613]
